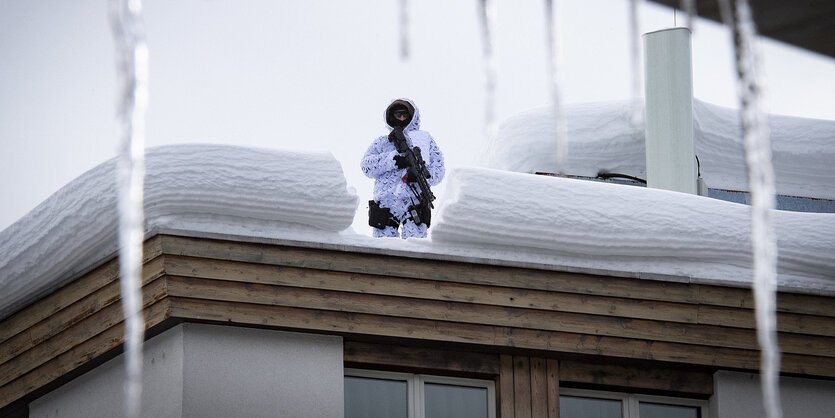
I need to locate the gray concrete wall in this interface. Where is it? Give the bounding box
[181,324,343,418]
[710,371,835,418]
[29,324,343,417]
[29,324,186,418]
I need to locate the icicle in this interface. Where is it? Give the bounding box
[399,0,409,60]
[628,0,644,144]
[719,1,782,417]
[477,0,498,142]
[544,0,568,175]
[109,0,148,417]
[680,0,697,31]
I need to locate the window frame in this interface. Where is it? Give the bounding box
[560,387,709,418]
[345,369,416,417]
[345,368,496,418]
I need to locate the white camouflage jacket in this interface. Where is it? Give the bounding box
[360,98,445,205]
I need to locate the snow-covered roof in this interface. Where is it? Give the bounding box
[432,167,835,291]
[2,106,834,319]
[0,144,359,319]
[484,99,835,200]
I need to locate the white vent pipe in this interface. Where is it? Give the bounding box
[643,27,697,194]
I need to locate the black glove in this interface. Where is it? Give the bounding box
[394,154,411,169]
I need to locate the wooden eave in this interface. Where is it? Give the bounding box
[2,233,835,410]
[648,0,835,59]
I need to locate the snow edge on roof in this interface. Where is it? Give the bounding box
[484,99,835,200]
[431,167,835,293]
[3,143,834,321]
[0,144,359,319]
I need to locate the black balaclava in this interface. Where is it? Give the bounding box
[386,100,415,128]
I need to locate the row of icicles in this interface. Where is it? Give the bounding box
[109,1,781,417]
[408,1,780,417]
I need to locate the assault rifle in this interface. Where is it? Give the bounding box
[389,128,436,210]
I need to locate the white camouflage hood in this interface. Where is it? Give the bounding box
[385,97,421,132]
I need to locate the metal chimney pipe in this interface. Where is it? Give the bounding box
[643,27,697,194]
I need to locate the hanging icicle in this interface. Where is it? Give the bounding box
[109,0,148,417]
[477,0,498,142]
[628,0,644,143]
[544,0,568,175]
[681,0,697,31]
[718,1,782,418]
[399,0,410,60]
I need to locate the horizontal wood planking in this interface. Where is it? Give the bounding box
[160,236,701,303]
[0,256,166,366]
[164,254,835,338]
[343,341,500,375]
[0,238,165,409]
[0,299,171,409]
[165,296,835,377]
[163,255,699,324]
[165,274,835,358]
[696,305,835,337]
[0,277,168,388]
[0,236,164,344]
[159,235,835,318]
[0,260,117,343]
[699,284,835,317]
[558,360,714,395]
[4,234,834,409]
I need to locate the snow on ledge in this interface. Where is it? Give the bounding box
[3,144,834,320]
[0,144,358,319]
[431,167,835,292]
[484,99,835,200]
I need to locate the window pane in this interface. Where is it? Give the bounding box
[639,402,700,418]
[344,376,408,418]
[424,382,488,418]
[559,395,622,418]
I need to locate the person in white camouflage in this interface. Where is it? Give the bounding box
[361,98,445,238]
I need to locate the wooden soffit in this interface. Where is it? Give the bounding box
[649,0,835,58]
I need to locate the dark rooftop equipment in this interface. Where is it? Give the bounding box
[535,172,835,213]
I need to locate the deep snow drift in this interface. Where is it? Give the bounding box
[484,99,835,200]
[431,167,835,291]
[3,109,835,318]
[0,144,358,319]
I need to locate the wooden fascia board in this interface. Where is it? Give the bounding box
[3,233,835,411]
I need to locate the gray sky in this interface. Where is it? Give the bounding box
[1,0,833,233]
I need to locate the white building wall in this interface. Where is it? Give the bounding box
[710,370,835,418]
[181,324,343,417]
[29,323,344,418]
[29,323,186,418]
